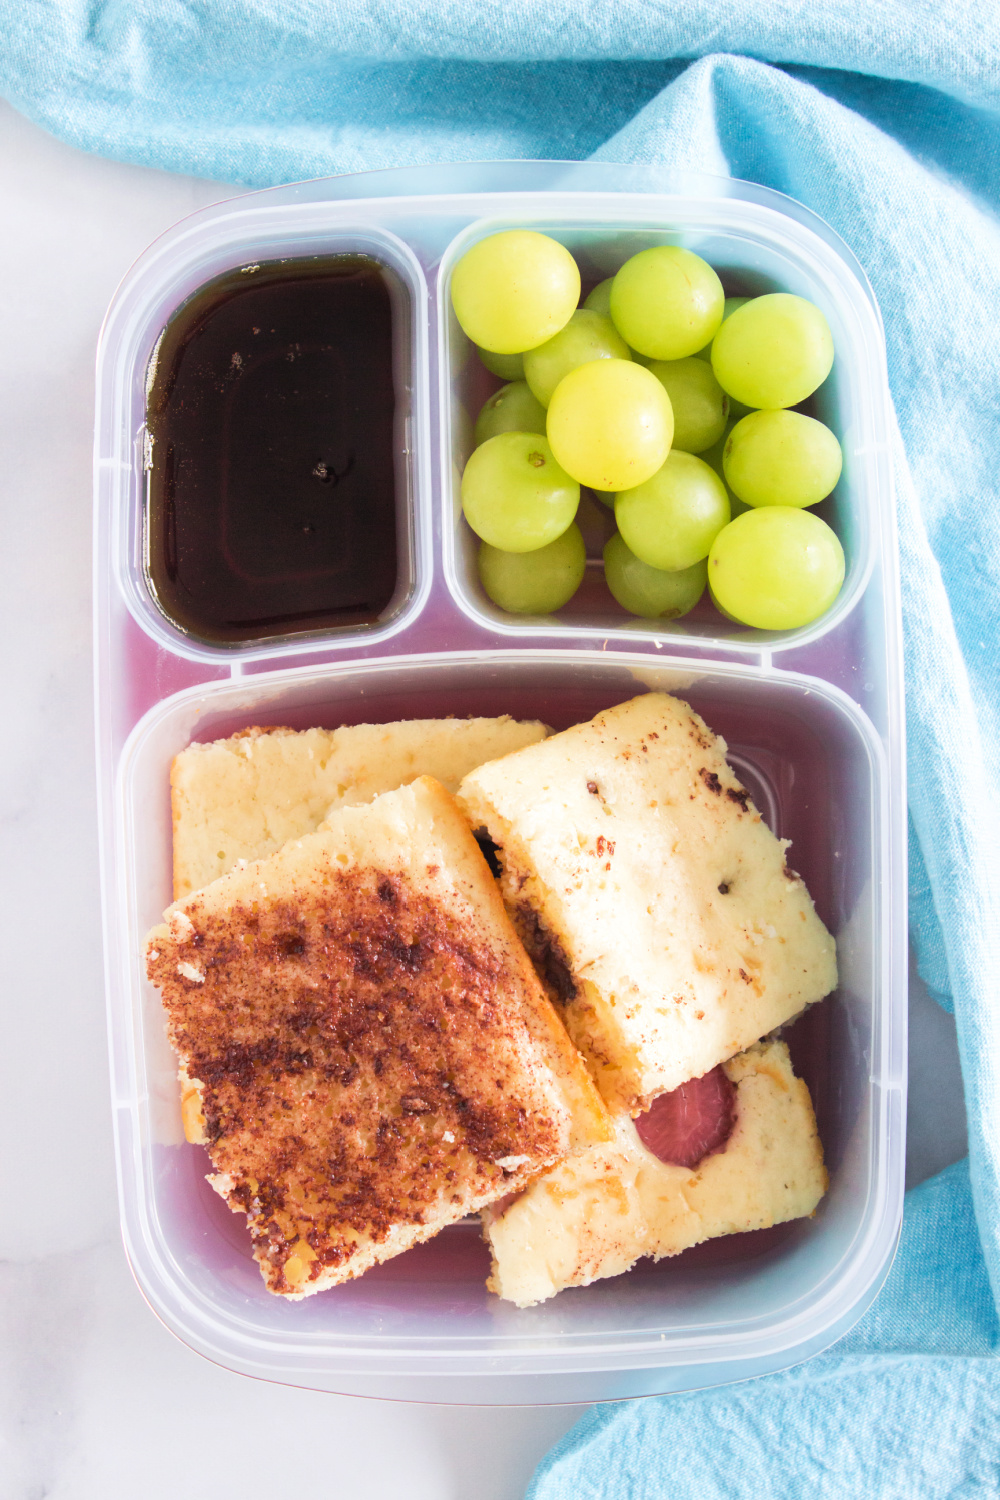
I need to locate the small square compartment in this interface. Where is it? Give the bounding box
[100,210,432,663]
[439,200,889,655]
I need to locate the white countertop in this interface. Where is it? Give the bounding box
[0,96,967,1498]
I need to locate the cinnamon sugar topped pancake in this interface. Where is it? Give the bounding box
[146,776,609,1298]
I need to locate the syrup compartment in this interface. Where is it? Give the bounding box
[440,198,888,654]
[97,209,432,663]
[106,650,903,1405]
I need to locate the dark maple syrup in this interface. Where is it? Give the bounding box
[145,255,405,644]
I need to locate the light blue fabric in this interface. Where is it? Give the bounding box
[3,6,998,1493]
[528,1160,1000,1498]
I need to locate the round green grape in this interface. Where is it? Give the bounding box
[604,533,707,619]
[583,278,614,318]
[451,230,580,354]
[648,357,729,453]
[708,507,845,629]
[474,381,547,446]
[478,347,524,380]
[587,279,652,363]
[723,410,843,508]
[615,451,730,571]
[592,487,617,509]
[711,293,834,409]
[523,309,631,407]
[478,524,586,614]
[694,296,752,362]
[546,359,674,491]
[610,247,724,360]
[461,432,579,552]
[700,423,750,517]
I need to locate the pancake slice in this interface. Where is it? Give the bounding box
[484,1040,826,1307]
[171,716,548,900]
[459,692,837,1112]
[146,776,610,1298]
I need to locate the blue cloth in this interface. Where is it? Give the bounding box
[529,1160,1000,1498]
[4,6,998,1493]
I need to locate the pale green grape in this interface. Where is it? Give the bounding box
[711,293,834,409]
[462,432,579,552]
[583,278,614,318]
[523,309,631,406]
[592,487,617,509]
[546,359,673,491]
[648,357,729,453]
[700,423,750,517]
[478,524,586,613]
[587,279,651,363]
[474,381,547,445]
[708,507,845,628]
[694,296,752,362]
[478,347,524,380]
[616,451,730,571]
[610,247,724,360]
[604,533,707,619]
[451,230,580,354]
[723,410,843,508]
[719,301,757,419]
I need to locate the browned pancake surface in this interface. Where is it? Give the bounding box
[146,779,605,1295]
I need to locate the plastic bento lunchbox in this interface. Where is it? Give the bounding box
[94,160,906,1405]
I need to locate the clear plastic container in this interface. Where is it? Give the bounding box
[94,162,906,1405]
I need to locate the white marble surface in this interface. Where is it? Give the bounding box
[0,96,967,1498]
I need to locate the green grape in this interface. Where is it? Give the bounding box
[583,278,614,317]
[604,533,707,619]
[700,423,751,517]
[708,507,845,629]
[616,451,730,571]
[461,432,579,552]
[695,297,755,420]
[474,381,547,445]
[610,247,724,360]
[592,487,617,509]
[451,230,580,354]
[648,357,729,453]
[523,309,631,407]
[546,359,673,491]
[587,279,651,363]
[478,347,524,380]
[698,301,754,420]
[478,524,586,614]
[694,296,752,362]
[711,293,834,409]
[723,410,843,508]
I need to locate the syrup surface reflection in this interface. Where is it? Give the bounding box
[145,255,400,644]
